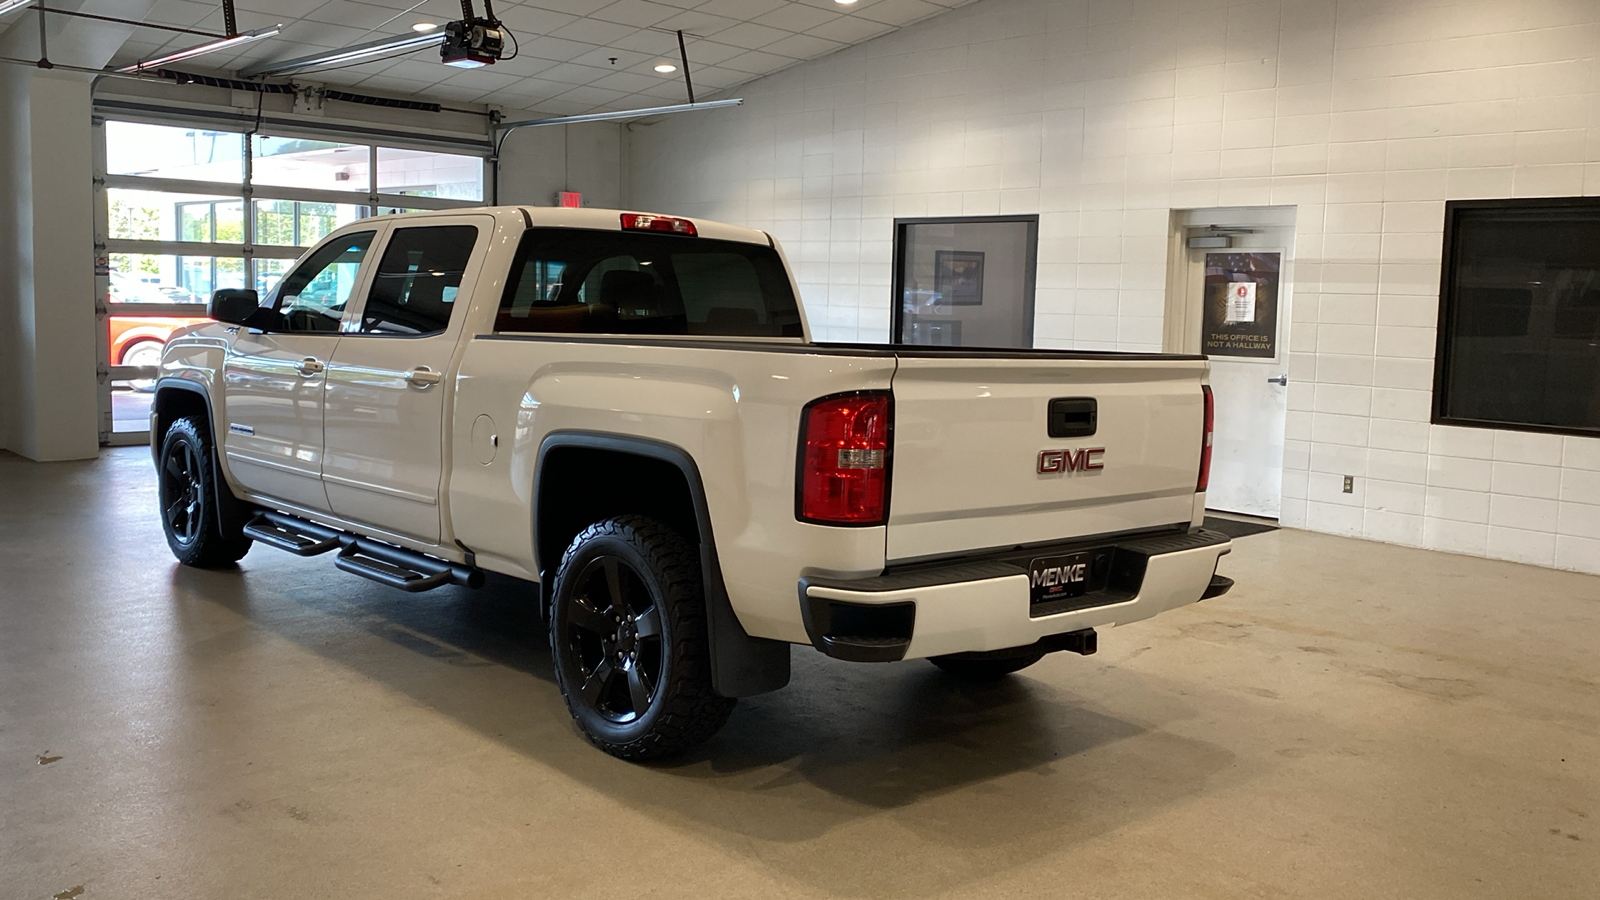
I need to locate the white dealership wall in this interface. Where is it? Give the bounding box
[0,69,103,463]
[627,0,1600,574]
[1,2,161,461]
[498,122,622,210]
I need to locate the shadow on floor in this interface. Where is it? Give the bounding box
[170,554,1237,861]
[3,448,1245,896]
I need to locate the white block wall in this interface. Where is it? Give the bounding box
[628,0,1600,574]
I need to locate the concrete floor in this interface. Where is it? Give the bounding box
[2,449,1596,899]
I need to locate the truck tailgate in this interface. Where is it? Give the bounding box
[887,354,1208,563]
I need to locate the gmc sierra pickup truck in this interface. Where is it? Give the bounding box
[151,206,1233,759]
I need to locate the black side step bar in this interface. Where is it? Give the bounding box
[246,510,484,593]
[335,538,484,593]
[244,511,341,556]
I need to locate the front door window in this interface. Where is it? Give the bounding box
[269,231,376,333]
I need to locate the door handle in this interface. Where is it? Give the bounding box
[1267,374,1288,386]
[403,367,443,388]
[297,358,325,377]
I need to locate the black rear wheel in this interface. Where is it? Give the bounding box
[550,516,734,760]
[158,416,251,567]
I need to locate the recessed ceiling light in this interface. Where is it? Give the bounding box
[412,22,437,32]
[835,0,858,5]
[654,63,677,73]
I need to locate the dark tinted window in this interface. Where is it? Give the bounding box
[496,229,803,337]
[1437,200,1600,434]
[358,225,477,336]
[266,231,375,333]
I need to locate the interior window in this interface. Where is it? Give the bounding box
[269,231,375,333]
[357,225,477,336]
[495,229,803,337]
[1437,200,1600,434]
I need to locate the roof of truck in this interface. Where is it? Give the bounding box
[376,206,773,247]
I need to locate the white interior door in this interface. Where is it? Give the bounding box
[1185,240,1293,518]
[1206,339,1288,517]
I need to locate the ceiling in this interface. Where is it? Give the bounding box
[94,0,975,115]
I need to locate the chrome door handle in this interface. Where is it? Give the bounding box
[297,358,325,377]
[1267,374,1288,386]
[403,367,442,387]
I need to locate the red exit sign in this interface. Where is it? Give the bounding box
[558,191,582,208]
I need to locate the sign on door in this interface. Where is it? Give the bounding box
[1201,252,1280,359]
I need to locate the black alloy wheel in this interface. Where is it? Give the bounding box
[158,416,253,567]
[161,436,205,547]
[550,516,735,759]
[565,556,665,723]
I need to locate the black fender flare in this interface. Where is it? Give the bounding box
[533,431,791,698]
[152,377,253,540]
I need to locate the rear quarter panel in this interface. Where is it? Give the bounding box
[448,338,896,643]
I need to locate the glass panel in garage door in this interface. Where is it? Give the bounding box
[106,253,236,432]
[109,188,242,244]
[253,136,372,193]
[105,122,243,183]
[253,199,366,247]
[376,147,484,201]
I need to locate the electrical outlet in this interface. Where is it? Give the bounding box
[1343,475,1354,493]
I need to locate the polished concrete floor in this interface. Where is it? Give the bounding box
[2,448,1596,899]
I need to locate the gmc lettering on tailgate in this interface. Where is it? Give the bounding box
[1038,448,1105,474]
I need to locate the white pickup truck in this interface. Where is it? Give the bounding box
[152,206,1233,759]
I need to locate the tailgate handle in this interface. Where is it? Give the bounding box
[1048,398,1098,438]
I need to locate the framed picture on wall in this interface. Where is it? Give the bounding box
[934,250,985,306]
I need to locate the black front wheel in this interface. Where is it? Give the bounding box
[158,416,251,567]
[550,516,734,760]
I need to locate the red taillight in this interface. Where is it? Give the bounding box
[797,392,891,525]
[620,213,697,236]
[1198,384,1215,492]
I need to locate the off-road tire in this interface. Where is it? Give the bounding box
[929,650,1047,681]
[158,416,252,567]
[550,515,735,760]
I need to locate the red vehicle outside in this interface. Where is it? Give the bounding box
[109,315,209,370]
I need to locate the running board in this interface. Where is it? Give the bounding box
[244,511,341,556]
[335,539,484,593]
[246,510,484,593]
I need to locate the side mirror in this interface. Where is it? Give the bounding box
[209,288,260,326]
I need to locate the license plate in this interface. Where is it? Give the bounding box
[1028,549,1111,605]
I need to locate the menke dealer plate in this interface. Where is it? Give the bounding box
[1028,549,1112,606]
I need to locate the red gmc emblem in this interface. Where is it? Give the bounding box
[1038,448,1105,474]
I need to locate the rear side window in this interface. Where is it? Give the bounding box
[496,228,803,337]
[357,225,477,336]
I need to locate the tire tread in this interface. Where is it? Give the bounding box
[160,416,252,568]
[552,515,734,760]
